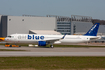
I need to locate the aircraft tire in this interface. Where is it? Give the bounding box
[50,45,54,48]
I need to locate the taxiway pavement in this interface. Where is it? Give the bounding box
[0,45,105,57]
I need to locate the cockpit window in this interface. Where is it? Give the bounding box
[7,36,11,38]
[7,36,14,38]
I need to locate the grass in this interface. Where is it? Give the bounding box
[0,57,105,70]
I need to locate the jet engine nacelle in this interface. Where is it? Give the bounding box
[38,41,46,46]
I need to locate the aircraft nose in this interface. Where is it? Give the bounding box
[0,37,5,41]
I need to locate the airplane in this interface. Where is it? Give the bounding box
[0,23,101,48]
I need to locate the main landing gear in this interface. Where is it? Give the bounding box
[50,45,54,48]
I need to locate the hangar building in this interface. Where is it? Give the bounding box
[0,15,57,37]
[47,15,93,35]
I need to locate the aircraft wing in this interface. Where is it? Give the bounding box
[43,34,66,44]
[44,38,60,42]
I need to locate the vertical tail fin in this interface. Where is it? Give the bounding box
[84,23,100,36]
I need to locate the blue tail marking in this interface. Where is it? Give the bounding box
[61,33,67,39]
[84,23,100,36]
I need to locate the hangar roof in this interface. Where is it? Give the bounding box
[29,30,61,35]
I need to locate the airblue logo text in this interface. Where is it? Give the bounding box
[89,25,96,33]
[28,35,44,40]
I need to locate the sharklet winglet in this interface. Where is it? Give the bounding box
[61,34,66,39]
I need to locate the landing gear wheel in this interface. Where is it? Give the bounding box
[50,45,54,48]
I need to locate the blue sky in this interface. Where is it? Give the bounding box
[0,0,105,20]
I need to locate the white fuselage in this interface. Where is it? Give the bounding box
[4,34,99,44]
